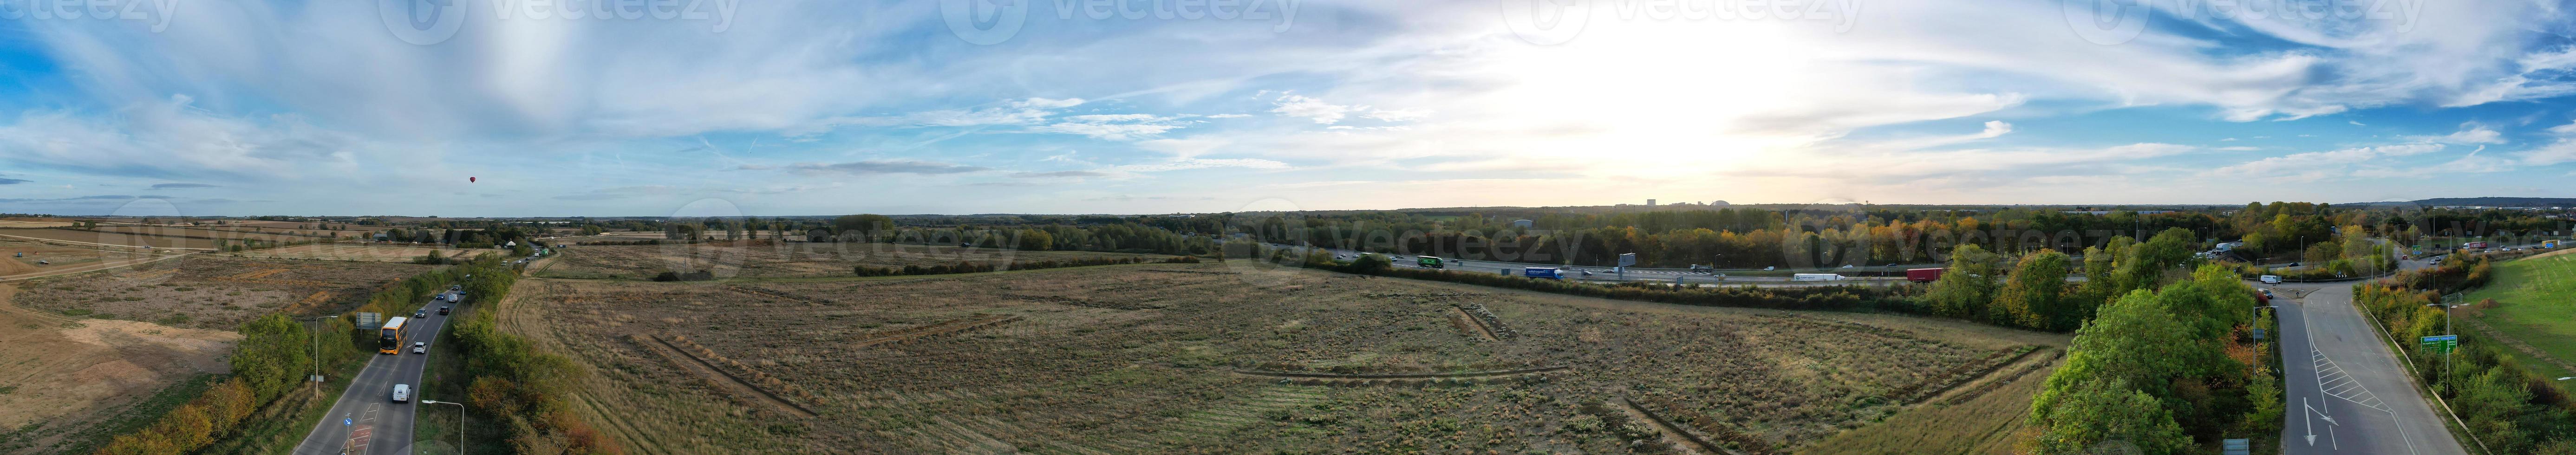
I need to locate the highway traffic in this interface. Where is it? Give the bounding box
[292,289,462,455]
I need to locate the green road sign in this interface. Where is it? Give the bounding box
[2420,335,2459,355]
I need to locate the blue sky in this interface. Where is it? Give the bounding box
[1,0,2574,217]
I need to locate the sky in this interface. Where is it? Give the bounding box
[1,0,2574,217]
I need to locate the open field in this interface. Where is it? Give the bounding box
[533,241,1171,280]
[1,241,171,277]
[234,243,473,262]
[0,283,242,455]
[2461,249,2576,379]
[501,262,2061,454]
[0,229,216,250]
[8,255,429,330]
[1797,349,2065,455]
[0,220,75,228]
[91,225,357,242]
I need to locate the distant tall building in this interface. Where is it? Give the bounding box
[1646,199,1657,206]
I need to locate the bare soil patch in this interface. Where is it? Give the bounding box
[0,283,241,454]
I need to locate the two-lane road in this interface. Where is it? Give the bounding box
[2276,282,2468,455]
[292,293,459,455]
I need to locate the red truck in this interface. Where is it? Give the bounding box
[1905,267,1945,282]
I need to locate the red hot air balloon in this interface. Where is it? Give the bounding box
[470,177,477,182]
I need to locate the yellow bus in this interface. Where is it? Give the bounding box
[378,316,409,354]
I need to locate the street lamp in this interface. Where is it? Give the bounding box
[310,315,340,383]
[422,399,466,454]
[2427,302,2457,375]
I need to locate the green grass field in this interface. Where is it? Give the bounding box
[2462,251,2576,380]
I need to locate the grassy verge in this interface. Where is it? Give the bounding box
[2459,251,2576,382]
[414,302,509,455]
[201,352,366,455]
[0,373,217,454]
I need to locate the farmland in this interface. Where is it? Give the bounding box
[91,225,356,242]
[2461,249,2576,379]
[0,229,216,250]
[2,241,170,278]
[8,255,429,330]
[0,280,242,455]
[532,241,1170,280]
[501,262,2062,454]
[234,243,472,262]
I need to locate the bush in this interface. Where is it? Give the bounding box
[652,270,716,282]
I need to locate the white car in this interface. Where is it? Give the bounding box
[2259,275,2283,284]
[391,384,411,403]
[411,341,427,354]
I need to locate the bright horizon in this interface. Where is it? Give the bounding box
[4,0,2574,217]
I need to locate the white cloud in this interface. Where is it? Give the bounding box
[1204,114,1252,118]
[1270,95,1355,124]
[1116,158,1290,172]
[1033,122,1181,140]
[2214,143,2449,181]
[2404,124,2506,144]
[1064,114,1162,123]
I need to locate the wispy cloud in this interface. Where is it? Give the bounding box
[788,160,990,176]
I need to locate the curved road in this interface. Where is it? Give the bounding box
[2273,242,2476,455]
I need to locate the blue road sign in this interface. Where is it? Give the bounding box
[344,418,352,426]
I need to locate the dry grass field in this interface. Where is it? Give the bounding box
[0,229,215,250]
[534,241,1170,280]
[0,220,75,228]
[235,243,471,262]
[9,255,428,330]
[91,225,355,242]
[501,262,2062,454]
[0,282,242,455]
[1,241,168,277]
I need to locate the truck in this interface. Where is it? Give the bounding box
[1792,273,1846,282]
[2546,240,2561,249]
[1904,267,1945,282]
[1417,256,1444,268]
[1522,267,1567,280]
[2465,241,2490,249]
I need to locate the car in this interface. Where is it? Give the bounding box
[34,260,47,265]
[391,384,411,403]
[2259,275,2283,284]
[2261,289,2276,299]
[411,342,427,354]
[414,310,426,318]
[438,306,450,315]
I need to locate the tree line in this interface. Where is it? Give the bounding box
[2354,254,2576,454]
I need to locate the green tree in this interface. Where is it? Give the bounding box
[1995,250,2074,330]
[2026,378,2193,455]
[1926,244,2001,320]
[832,214,895,242]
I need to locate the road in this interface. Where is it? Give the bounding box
[291,292,460,455]
[2273,247,2469,455]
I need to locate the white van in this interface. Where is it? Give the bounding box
[391,384,411,403]
[2259,275,2282,284]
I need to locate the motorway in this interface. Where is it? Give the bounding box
[291,292,460,455]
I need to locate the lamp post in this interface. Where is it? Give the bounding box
[422,399,466,454]
[310,315,340,384]
[2427,302,2456,377]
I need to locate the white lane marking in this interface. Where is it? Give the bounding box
[2314,349,2391,413]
